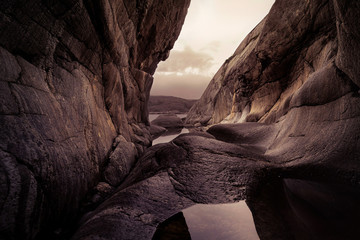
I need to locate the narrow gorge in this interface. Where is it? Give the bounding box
[1,0,360,239]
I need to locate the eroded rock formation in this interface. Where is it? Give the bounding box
[72,0,360,239]
[0,0,190,238]
[186,0,360,126]
[1,0,360,239]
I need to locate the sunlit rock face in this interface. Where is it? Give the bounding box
[0,0,190,238]
[186,0,360,126]
[181,1,360,237]
[184,0,360,209]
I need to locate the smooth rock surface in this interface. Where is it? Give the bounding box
[151,114,184,130]
[186,0,359,126]
[149,125,168,140]
[73,0,360,239]
[0,0,190,238]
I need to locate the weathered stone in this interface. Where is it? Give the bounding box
[104,136,137,187]
[151,114,184,129]
[72,172,194,240]
[0,0,190,238]
[149,125,167,140]
[73,0,360,239]
[186,0,359,127]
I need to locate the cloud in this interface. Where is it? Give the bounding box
[151,72,211,99]
[151,0,275,99]
[157,46,214,74]
[201,41,221,53]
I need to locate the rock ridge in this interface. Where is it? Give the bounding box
[186,0,359,126]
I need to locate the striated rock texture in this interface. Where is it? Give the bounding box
[71,0,360,239]
[179,0,360,238]
[0,0,190,239]
[186,0,360,126]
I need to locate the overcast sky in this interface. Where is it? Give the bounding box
[151,0,275,99]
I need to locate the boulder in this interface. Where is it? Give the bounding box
[149,124,167,140]
[151,114,184,130]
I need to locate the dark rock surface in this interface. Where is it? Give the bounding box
[249,178,360,240]
[72,134,266,239]
[0,0,190,239]
[1,0,360,239]
[151,212,191,240]
[149,96,197,114]
[73,121,360,239]
[73,0,360,239]
[149,125,167,140]
[151,114,184,130]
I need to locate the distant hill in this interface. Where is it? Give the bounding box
[149,96,198,113]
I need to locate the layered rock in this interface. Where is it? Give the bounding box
[186,0,360,126]
[72,0,360,239]
[0,0,190,238]
[184,0,360,185]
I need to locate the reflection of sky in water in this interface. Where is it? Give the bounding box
[149,114,160,122]
[183,201,259,240]
[149,113,187,122]
[152,128,189,145]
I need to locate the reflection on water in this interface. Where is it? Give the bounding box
[149,114,160,122]
[183,201,259,240]
[282,179,360,239]
[153,201,259,240]
[152,128,189,145]
[150,113,189,145]
[149,113,187,122]
[152,212,191,240]
[247,178,360,240]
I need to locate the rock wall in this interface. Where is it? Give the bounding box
[0,0,190,239]
[186,0,360,126]
[65,1,360,239]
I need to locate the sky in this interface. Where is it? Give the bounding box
[151,0,275,99]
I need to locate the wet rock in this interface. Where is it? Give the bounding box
[73,132,267,239]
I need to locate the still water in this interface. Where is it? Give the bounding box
[183,201,259,240]
[152,128,189,145]
[153,201,259,240]
[149,113,187,122]
[150,113,189,145]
